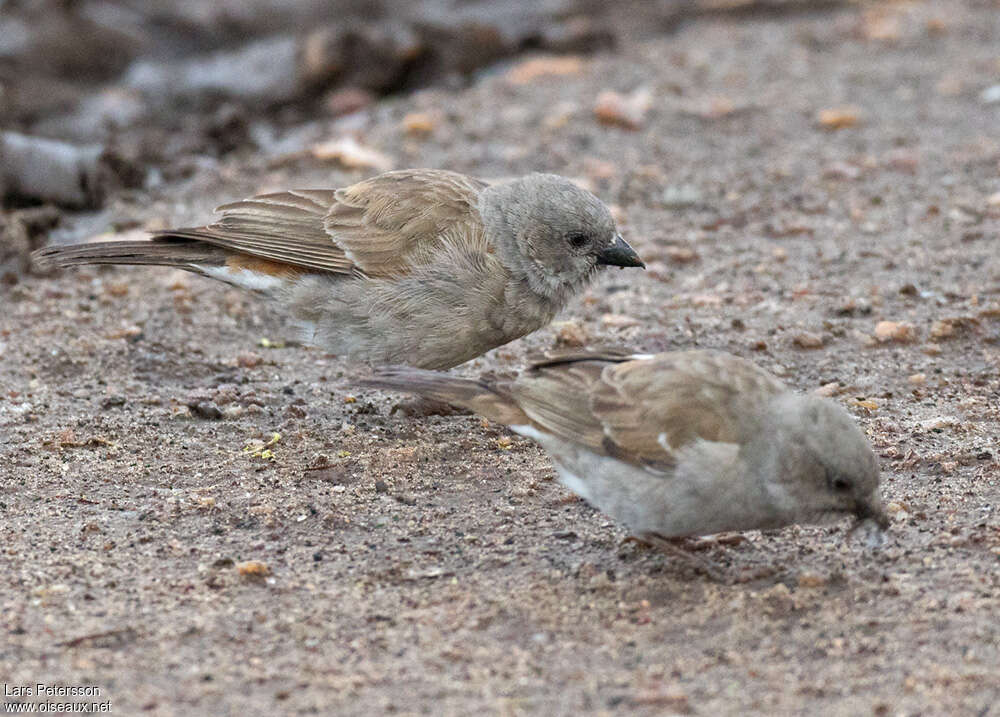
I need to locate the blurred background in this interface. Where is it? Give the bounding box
[6,0,986,279]
[0,0,711,207]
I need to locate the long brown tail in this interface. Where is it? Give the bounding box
[362,367,530,426]
[32,237,227,274]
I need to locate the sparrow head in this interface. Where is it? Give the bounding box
[480,173,644,300]
[754,393,887,531]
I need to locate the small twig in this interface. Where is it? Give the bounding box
[56,627,137,648]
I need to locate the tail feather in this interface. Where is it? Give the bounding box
[363,367,530,426]
[32,239,228,274]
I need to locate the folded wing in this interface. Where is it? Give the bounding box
[512,351,787,472]
[152,169,487,277]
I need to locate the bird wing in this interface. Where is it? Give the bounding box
[512,351,787,472]
[324,168,488,277]
[151,169,486,277]
[155,188,354,275]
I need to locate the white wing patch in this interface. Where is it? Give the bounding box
[511,424,594,502]
[553,464,593,503]
[200,265,285,293]
[510,424,546,442]
[657,432,673,452]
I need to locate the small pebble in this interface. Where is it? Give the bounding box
[237,352,262,368]
[100,395,126,409]
[979,84,1000,104]
[553,320,588,347]
[797,572,827,588]
[401,111,441,136]
[601,313,640,329]
[815,382,840,397]
[929,320,955,340]
[874,321,917,343]
[324,87,374,116]
[792,331,824,349]
[666,245,699,263]
[593,88,651,130]
[236,560,270,577]
[188,401,223,420]
[506,55,584,85]
[817,106,861,130]
[661,185,703,209]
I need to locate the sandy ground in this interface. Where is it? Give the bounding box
[2,1,1000,715]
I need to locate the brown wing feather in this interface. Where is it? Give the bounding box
[151,171,486,278]
[595,352,787,468]
[526,346,637,368]
[363,367,530,426]
[33,238,228,273]
[512,360,614,451]
[325,169,487,277]
[511,350,787,471]
[152,188,355,275]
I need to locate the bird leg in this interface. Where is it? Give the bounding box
[629,533,730,583]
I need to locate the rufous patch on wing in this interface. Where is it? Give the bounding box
[226,255,303,278]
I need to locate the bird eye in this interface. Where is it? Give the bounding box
[566,232,589,249]
[831,477,852,492]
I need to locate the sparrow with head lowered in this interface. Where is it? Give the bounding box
[365,349,889,549]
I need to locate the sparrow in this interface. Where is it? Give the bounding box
[33,169,644,369]
[365,349,889,544]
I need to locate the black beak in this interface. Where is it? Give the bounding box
[596,235,645,269]
[854,499,890,531]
